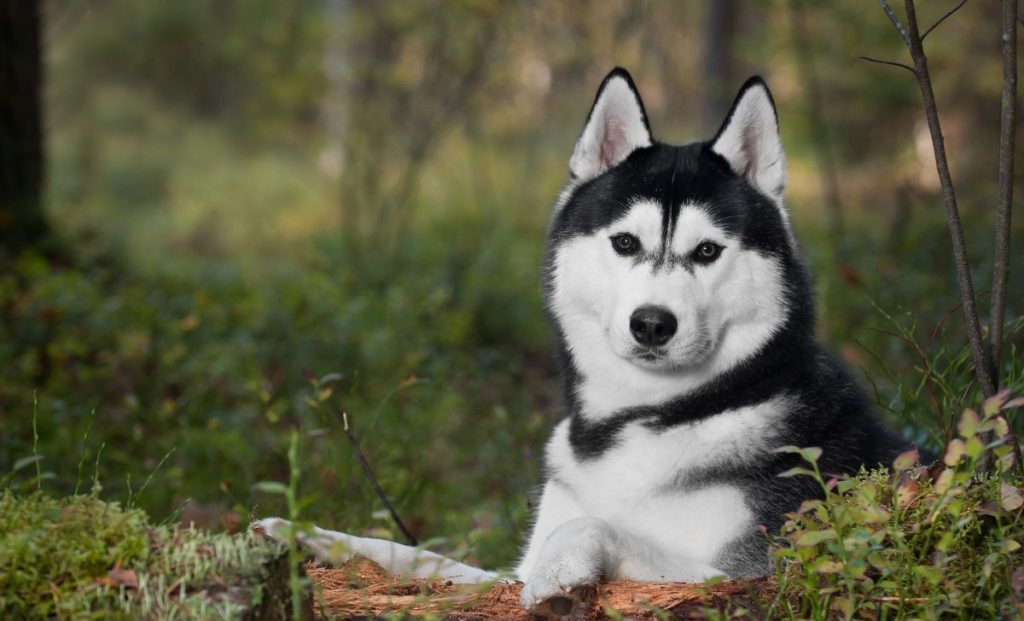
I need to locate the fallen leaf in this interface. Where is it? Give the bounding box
[98,567,139,589]
[1001,483,1024,512]
[897,479,919,508]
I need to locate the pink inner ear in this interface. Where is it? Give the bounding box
[741,124,759,178]
[600,117,627,171]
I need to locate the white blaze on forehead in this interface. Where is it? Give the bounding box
[670,205,731,256]
[609,199,662,251]
[608,200,732,259]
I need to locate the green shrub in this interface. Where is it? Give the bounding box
[763,393,1024,620]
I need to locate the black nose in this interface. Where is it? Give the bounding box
[629,306,678,347]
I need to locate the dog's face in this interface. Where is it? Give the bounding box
[546,70,796,380]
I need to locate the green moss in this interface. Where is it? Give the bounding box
[0,491,149,618]
[0,491,299,620]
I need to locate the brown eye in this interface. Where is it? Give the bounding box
[693,241,723,264]
[611,234,640,256]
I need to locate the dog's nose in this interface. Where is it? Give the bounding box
[629,306,677,347]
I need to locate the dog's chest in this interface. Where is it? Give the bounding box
[546,399,785,560]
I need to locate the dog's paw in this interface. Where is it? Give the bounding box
[520,562,600,615]
[523,584,597,621]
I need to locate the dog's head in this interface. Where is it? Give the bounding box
[546,68,804,390]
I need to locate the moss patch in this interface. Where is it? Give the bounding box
[0,491,309,619]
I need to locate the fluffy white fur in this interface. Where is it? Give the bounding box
[550,200,788,419]
[517,396,791,606]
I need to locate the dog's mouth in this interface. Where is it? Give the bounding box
[627,336,715,371]
[631,347,667,364]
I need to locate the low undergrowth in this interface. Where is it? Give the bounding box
[720,393,1024,620]
[4,398,1022,620]
[0,491,301,620]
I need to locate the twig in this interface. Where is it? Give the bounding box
[877,0,911,45]
[870,325,945,430]
[883,0,998,397]
[921,0,969,41]
[339,409,418,546]
[859,55,916,75]
[990,0,1017,385]
[987,0,1022,475]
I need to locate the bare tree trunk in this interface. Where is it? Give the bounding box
[701,0,737,134]
[990,0,1017,385]
[0,0,48,256]
[875,0,997,398]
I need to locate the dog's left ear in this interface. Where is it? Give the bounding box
[711,77,786,203]
[569,68,653,182]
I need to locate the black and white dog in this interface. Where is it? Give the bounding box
[254,68,910,614]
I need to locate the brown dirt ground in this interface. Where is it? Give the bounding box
[306,558,778,619]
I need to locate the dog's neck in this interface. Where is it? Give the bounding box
[559,310,815,460]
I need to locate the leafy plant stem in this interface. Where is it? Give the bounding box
[32,390,40,490]
[74,408,96,496]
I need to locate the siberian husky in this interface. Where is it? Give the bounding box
[254,68,910,616]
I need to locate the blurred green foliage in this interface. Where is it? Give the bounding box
[1,0,1021,575]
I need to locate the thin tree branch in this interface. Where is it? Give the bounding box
[340,409,418,546]
[860,55,916,74]
[876,0,998,397]
[921,0,969,41]
[990,0,1017,386]
[877,0,911,45]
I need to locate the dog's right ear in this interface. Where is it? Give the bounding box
[569,68,653,182]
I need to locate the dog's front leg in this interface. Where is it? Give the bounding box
[519,510,726,617]
[516,481,588,580]
[518,516,612,614]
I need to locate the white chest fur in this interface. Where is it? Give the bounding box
[544,397,788,564]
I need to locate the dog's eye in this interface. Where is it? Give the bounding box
[693,241,723,264]
[611,234,640,256]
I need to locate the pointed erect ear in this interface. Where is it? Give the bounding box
[711,77,786,202]
[569,68,653,182]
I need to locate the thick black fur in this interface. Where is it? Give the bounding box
[542,69,911,576]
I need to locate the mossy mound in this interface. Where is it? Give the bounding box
[0,491,310,620]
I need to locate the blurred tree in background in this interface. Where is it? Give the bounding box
[1,0,47,255]
[0,0,1020,569]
